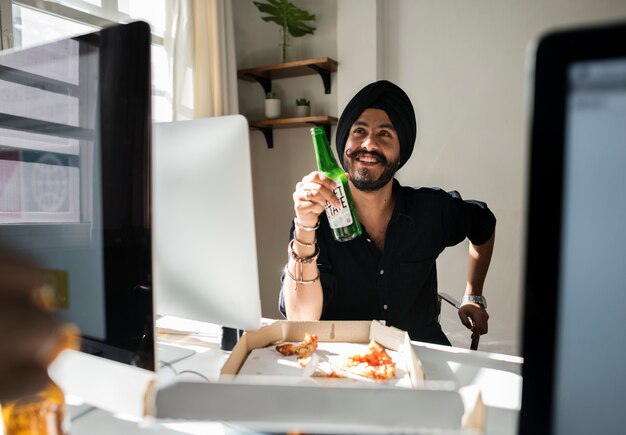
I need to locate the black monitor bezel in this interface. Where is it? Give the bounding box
[95,21,153,369]
[520,21,626,434]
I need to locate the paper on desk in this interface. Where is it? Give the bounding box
[237,341,413,388]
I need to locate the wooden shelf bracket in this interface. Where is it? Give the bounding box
[258,127,274,149]
[307,64,332,94]
[251,75,272,95]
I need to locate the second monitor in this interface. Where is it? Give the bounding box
[152,115,262,332]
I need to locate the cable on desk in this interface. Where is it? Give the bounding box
[71,405,97,421]
[159,360,211,383]
[176,370,211,383]
[158,360,179,376]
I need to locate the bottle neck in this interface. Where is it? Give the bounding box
[312,132,341,173]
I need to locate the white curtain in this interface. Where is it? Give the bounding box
[164,0,239,120]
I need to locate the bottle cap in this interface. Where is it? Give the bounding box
[310,126,324,135]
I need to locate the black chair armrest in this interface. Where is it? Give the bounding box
[438,292,480,351]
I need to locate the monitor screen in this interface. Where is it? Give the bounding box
[152,115,262,333]
[521,21,626,434]
[0,22,154,370]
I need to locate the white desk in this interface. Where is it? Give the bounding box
[52,318,523,434]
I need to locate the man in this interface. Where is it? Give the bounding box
[279,80,495,345]
[0,248,63,401]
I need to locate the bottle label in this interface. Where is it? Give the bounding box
[324,182,353,229]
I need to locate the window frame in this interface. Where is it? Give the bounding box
[0,0,164,49]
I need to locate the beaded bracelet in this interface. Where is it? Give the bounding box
[286,239,320,287]
[294,217,319,232]
[288,239,319,263]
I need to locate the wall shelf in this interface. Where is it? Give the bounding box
[238,57,338,94]
[238,57,338,148]
[249,115,337,149]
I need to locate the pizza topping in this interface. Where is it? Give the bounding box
[274,335,396,380]
[342,339,396,381]
[275,333,319,366]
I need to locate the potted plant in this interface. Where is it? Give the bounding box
[265,91,281,119]
[295,98,311,117]
[253,0,316,63]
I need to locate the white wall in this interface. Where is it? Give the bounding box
[375,0,626,355]
[232,0,338,319]
[233,0,626,355]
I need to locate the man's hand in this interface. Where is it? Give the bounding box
[461,232,494,341]
[293,171,341,227]
[458,303,489,340]
[0,249,61,401]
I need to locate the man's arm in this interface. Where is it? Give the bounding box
[282,171,340,320]
[458,231,495,338]
[282,223,325,320]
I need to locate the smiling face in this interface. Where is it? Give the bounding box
[342,108,401,192]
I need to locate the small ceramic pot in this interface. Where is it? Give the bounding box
[265,99,281,119]
[295,105,311,117]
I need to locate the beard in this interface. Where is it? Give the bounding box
[343,149,400,192]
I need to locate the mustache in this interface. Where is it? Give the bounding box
[345,148,388,165]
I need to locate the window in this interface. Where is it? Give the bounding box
[2,0,171,121]
[12,5,97,48]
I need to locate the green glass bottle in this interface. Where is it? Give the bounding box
[311,126,362,242]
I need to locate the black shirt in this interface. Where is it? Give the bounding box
[279,179,496,345]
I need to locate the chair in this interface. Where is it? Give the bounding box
[438,292,480,350]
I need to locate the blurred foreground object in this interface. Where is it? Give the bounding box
[2,324,79,435]
[0,249,80,434]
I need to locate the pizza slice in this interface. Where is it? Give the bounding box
[275,333,319,366]
[342,339,396,381]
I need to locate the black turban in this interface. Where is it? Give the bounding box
[336,80,417,170]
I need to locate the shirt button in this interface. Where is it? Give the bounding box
[366,238,371,243]
[383,304,388,310]
[379,269,384,275]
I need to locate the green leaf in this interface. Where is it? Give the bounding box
[254,3,280,16]
[253,0,316,38]
[261,16,283,26]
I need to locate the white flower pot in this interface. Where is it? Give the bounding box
[265,99,281,119]
[295,105,311,118]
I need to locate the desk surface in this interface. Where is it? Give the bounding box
[54,317,523,435]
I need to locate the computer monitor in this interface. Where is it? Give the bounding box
[520,21,626,434]
[152,115,262,334]
[0,22,154,370]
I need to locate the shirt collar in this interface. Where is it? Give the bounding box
[391,178,413,224]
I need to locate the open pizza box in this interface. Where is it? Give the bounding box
[155,320,485,433]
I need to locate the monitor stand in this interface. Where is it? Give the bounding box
[220,326,243,351]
